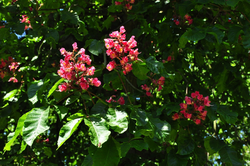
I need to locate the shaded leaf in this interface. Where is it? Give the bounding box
[130,108,148,126]
[132,62,149,80]
[217,105,238,124]
[89,39,104,56]
[92,138,120,166]
[27,80,44,104]
[131,140,149,151]
[219,146,244,166]
[4,112,29,151]
[54,105,68,121]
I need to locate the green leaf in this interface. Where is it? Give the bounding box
[207,27,225,44]
[168,150,189,166]
[148,116,171,142]
[23,107,50,146]
[44,147,52,157]
[131,140,149,151]
[65,92,81,106]
[81,155,93,166]
[204,136,226,155]
[57,118,83,150]
[132,62,149,80]
[184,27,206,42]
[228,25,242,43]
[0,28,9,40]
[13,22,25,35]
[242,33,250,49]
[89,39,104,56]
[219,146,244,166]
[84,117,111,147]
[206,104,217,121]
[27,80,44,104]
[177,130,195,155]
[227,0,240,7]
[54,105,68,121]
[194,51,204,66]
[67,112,84,121]
[217,105,238,124]
[216,68,228,94]
[107,108,128,134]
[47,78,65,98]
[45,29,59,42]
[92,138,120,166]
[61,11,79,24]
[4,112,29,151]
[121,142,131,157]
[146,56,168,77]
[130,108,148,126]
[3,89,18,101]
[144,137,158,152]
[90,102,107,118]
[19,140,27,154]
[179,33,188,48]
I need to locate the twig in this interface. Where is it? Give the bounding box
[117,71,132,104]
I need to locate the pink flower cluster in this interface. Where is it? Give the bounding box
[141,76,165,97]
[115,0,135,10]
[106,95,125,105]
[57,42,101,92]
[0,57,19,83]
[105,26,139,75]
[162,56,174,63]
[20,15,32,30]
[172,91,211,125]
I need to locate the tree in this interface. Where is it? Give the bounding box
[0,0,250,165]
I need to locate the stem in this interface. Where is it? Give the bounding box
[87,91,108,105]
[87,91,95,105]
[117,71,132,104]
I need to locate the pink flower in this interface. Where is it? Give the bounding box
[172,113,180,120]
[106,61,116,71]
[104,39,114,49]
[118,96,125,105]
[158,76,165,85]
[120,56,128,65]
[158,85,162,91]
[9,62,19,71]
[72,42,78,51]
[8,77,18,83]
[60,48,66,55]
[43,138,49,143]
[115,1,122,5]
[123,63,132,75]
[146,91,152,97]
[180,103,187,110]
[167,56,172,61]
[194,119,201,125]
[79,78,89,90]
[204,96,211,106]
[86,66,95,76]
[120,26,126,34]
[58,82,68,92]
[92,78,101,87]
[185,96,192,105]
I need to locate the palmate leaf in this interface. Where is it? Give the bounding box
[4,112,29,151]
[57,118,83,150]
[106,108,128,134]
[84,117,111,147]
[204,136,226,156]
[23,107,50,146]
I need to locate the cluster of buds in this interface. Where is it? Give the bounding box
[115,0,135,10]
[141,76,165,97]
[0,57,19,83]
[172,91,211,125]
[106,95,125,105]
[173,14,193,26]
[57,42,101,92]
[105,26,139,75]
[20,15,32,30]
